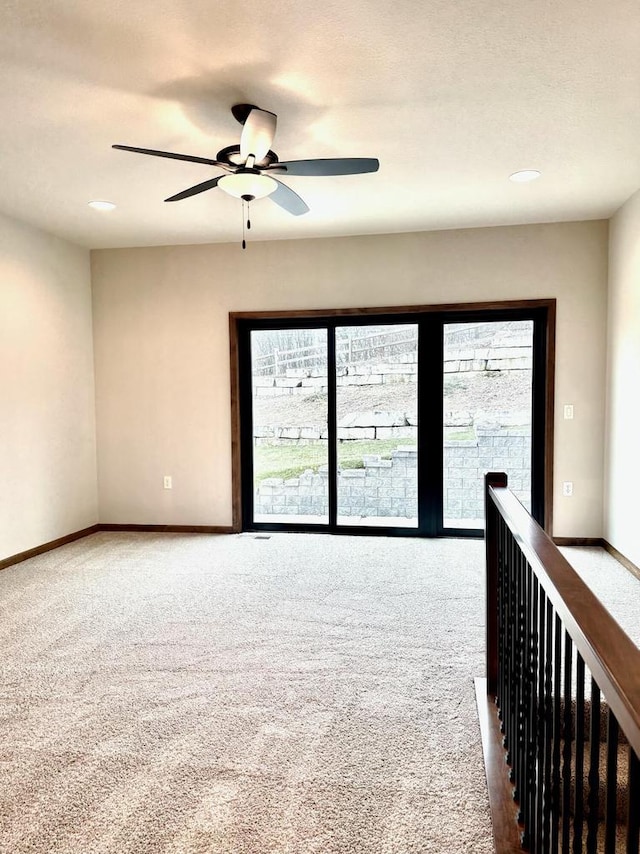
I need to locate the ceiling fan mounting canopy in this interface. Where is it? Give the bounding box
[230,103,260,125]
[112,104,379,216]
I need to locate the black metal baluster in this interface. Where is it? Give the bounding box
[497,516,506,719]
[527,575,540,851]
[498,519,507,728]
[507,530,517,774]
[503,520,509,716]
[521,560,534,846]
[542,598,554,853]
[503,522,509,725]
[510,534,518,790]
[586,679,601,853]
[603,708,618,854]
[514,547,525,813]
[503,526,511,752]
[627,747,639,854]
[535,587,547,852]
[512,538,519,791]
[573,655,586,853]
[501,523,510,744]
[562,632,573,854]
[551,613,562,854]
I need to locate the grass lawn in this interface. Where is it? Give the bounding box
[254,438,417,482]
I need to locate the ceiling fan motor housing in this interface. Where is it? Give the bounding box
[216,145,279,170]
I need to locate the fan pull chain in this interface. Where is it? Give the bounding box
[240,195,255,250]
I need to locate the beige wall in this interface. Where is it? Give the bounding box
[0,212,97,561]
[605,190,640,565]
[91,220,608,536]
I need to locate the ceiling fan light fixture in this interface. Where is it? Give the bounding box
[218,169,278,200]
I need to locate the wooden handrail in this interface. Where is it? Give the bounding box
[486,475,640,759]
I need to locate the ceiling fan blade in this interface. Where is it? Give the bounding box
[113,144,224,168]
[268,179,309,216]
[239,109,277,163]
[268,158,379,177]
[164,176,223,202]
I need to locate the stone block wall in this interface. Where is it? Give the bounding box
[255,448,418,520]
[443,426,531,520]
[254,345,531,397]
[254,425,531,522]
[254,412,418,445]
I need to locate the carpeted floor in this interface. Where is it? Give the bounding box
[560,546,640,647]
[0,532,495,854]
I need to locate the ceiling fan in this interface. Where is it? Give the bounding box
[113,104,380,217]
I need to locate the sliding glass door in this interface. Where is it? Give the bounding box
[250,327,329,524]
[236,304,552,537]
[442,320,534,531]
[335,324,418,528]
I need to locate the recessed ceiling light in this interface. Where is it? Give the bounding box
[88,200,116,211]
[509,170,541,183]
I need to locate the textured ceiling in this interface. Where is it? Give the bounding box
[0,0,639,248]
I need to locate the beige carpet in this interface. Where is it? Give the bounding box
[561,546,640,647]
[0,532,496,853]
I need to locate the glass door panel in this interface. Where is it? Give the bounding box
[443,320,534,530]
[335,323,419,527]
[250,328,328,524]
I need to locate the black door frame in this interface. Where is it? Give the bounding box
[230,299,555,537]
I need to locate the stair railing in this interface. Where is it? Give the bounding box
[484,472,640,853]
